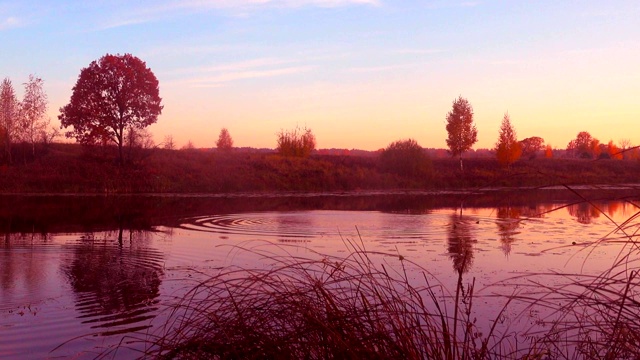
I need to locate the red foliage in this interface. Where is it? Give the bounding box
[59,53,163,165]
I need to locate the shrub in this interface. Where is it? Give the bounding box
[276,126,316,158]
[379,138,432,178]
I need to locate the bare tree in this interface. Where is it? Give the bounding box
[0,78,20,164]
[20,75,49,156]
[216,128,233,152]
[163,135,175,150]
[445,96,477,171]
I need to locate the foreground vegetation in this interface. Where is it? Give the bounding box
[105,213,640,359]
[2,142,640,194]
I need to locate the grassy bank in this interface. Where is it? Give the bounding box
[2,143,640,193]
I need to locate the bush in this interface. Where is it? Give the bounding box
[379,139,432,178]
[276,126,316,158]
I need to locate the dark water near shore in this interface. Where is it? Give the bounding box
[1,188,640,358]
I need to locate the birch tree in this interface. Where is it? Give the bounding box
[0,78,20,164]
[20,75,49,156]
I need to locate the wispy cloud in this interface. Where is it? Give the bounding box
[395,48,447,55]
[184,66,313,88]
[0,16,22,30]
[99,0,380,30]
[169,58,295,76]
[166,57,312,87]
[348,63,421,73]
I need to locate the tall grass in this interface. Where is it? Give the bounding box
[107,236,529,359]
[496,195,640,359]
[99,192,640,359]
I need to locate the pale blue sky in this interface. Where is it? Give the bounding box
[1,1,638,150]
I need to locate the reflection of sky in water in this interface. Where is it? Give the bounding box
[2,199,640,359]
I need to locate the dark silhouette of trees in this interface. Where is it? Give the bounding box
[59,53,163,165]
[519,136,545,160]
[379,138,432,177]
[0,78,20,164]
[276,126,316,157]
[216,128,234,152]
[566,131,599,159]
[495,113,522,167]
[445,96,477,171]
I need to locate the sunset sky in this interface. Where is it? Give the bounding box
[1,1,638,150]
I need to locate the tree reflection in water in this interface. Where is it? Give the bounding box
[496,207,521,256]
[447,213,476,274]
[61,226,164,335]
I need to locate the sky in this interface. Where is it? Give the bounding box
[1,0,639,150]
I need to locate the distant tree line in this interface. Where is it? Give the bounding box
[5,52,637,174]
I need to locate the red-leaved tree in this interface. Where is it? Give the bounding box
[59,53,163,165]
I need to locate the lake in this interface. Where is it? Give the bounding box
[1,188,639,358]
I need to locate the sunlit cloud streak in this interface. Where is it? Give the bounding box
[99,0,380,29]
[178,65,313,88]
[168,58,296,76]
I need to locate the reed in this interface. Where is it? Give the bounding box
[112,236,526,359]
[101,191,640,359]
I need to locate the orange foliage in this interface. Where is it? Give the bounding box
[544,144,553,158]
[606,140,623,160]
[495,113,522,167]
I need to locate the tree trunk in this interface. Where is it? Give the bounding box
[459,155,463,172]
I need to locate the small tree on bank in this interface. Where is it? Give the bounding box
[59,53,163,165]
[216,128,233,152]
[495,113,522,167]
[276,126,316,158]
[445,96,477,171]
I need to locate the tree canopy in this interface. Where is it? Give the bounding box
[445,96,477,170]
[59,53,163,165]
[567,131,599,159]
[519,136,544,160]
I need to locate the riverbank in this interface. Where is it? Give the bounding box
[2,143,640,193]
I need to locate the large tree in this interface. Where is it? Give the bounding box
[59,53,163,165]
[495,113,521,167]
[0,78,20,164]
[445,96,477,171]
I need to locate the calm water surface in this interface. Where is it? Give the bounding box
[1,190,639,358]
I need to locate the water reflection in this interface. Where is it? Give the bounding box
[61,227,164,335]
[447,213,476,274]
[496,207,521,256]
